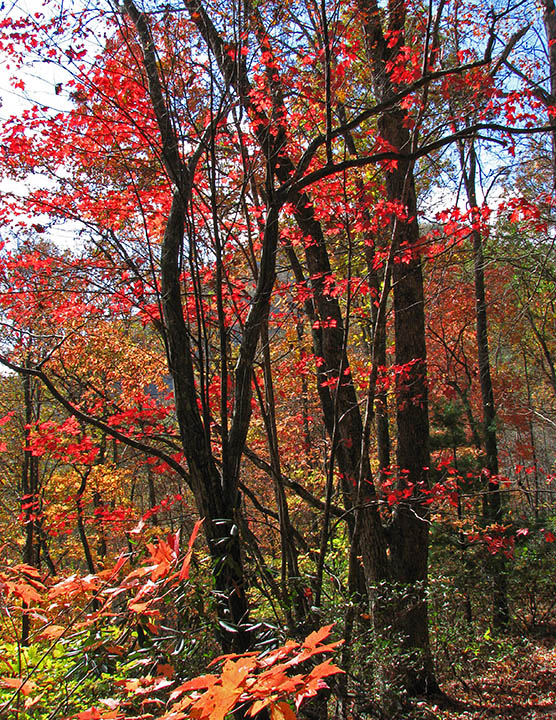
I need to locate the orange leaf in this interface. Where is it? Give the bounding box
[151,560,170,581]
[220,657,257,689]
[13,564,42,579]
[258,640,299,667]
[24,692,44,709]
[188,518,203,549]
[14,581,42,605]
[73,709,103,720]
[0,677,37,695]
[248,698,271,716]
[172,674,219,694]
[302,624,333,649]
[179,522,203,580]
[271,701,297,720]
[189,683,242,720]
[178,550,193,582]
[38,624,66,640]
[309,659,344,680]
[289,641,342,665]
[208,650,258,667]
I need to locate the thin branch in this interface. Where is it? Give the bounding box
[0,356,190,483]
[282,122,556,199]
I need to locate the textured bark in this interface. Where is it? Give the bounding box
[357,0,439,693]
[381,112,436,693]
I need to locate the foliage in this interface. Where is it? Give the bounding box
[0,524,342,720]
[0,0,556,716]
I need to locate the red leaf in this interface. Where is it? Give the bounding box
[179,518,204,581]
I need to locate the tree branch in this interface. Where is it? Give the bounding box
[0,356,190,483]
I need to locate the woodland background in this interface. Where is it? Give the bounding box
[0,0,555,717]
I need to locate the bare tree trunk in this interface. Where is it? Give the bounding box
[543,0,556,190]
[452,137,509,629]
[21,368,41,646]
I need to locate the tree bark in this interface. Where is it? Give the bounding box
[124,0,284,653]
[356,0,439,692]
[458,140,509,629]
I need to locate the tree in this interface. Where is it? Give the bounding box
[1,0,554,712]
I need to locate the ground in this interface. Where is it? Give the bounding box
[428,637,556,719]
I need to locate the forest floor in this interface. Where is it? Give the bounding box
[425,634,556,719]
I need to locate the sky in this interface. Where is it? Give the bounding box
[0,0,90,247]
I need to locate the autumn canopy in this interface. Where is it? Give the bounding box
[0,0,555,717]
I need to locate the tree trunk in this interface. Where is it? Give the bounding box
[355,0,439,688]
[543,0,556,190]
[379,110,437,695]
[21,369,41,646]
[460,141,509,629]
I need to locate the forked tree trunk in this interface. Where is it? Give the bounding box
[124,0,285,654]
[181,0,438,697]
